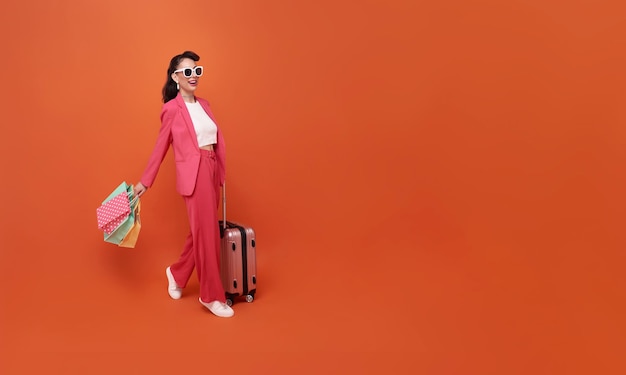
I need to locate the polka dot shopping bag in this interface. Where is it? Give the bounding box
[97,193,131,234]
[96,181,140,247]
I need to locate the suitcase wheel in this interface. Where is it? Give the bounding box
[245,294,254,303]
[225,298,233,307]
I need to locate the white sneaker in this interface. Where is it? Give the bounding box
[199,298,235,318]
[165,267,182,300]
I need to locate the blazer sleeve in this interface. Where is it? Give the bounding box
[140,106,174,188]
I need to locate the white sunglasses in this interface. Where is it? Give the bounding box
[174,66,203,78]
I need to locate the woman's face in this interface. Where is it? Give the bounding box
[172,58,202,95]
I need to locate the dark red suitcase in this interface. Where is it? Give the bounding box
[218,183,257,306]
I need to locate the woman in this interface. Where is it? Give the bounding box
[134,51,234,318]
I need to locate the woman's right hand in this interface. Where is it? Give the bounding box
[134,182,147,197]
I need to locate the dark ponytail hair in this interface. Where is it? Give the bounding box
[162,51,200,103]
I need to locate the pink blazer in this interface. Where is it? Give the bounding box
[140,93,226,196]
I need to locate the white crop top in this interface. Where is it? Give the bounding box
[185,101,218,147]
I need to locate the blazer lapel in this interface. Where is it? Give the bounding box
[198,99,217,124]
[175,93,200,151]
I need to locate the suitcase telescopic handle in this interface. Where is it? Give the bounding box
[222,181,227,230]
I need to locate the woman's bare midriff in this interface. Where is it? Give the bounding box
[200,144,215,151]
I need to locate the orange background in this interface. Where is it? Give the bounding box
[1,0,625,373]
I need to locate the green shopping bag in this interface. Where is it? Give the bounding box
[102,182,134,205]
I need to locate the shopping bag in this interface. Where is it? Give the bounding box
[118,200,141,248]
[97,181,134,233]
[102,181,133,204]
[103,196,139,245]
[97,192,132,234]
[97,181,140,246]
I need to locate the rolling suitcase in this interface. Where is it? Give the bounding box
[218,183,257,306]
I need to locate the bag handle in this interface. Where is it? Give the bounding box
[129,195,139,209]
[128,187,140,210]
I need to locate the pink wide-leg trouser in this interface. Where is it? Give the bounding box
[169,149,225,303]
